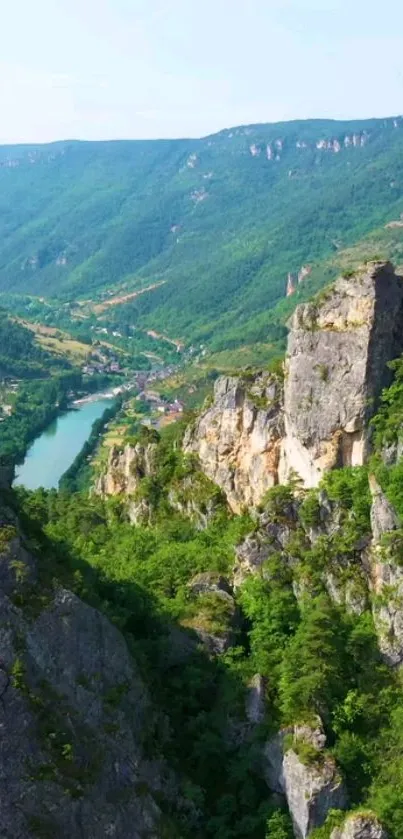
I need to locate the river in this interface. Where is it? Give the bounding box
[14,398,113,491]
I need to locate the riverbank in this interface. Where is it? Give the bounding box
[59,398,123,493]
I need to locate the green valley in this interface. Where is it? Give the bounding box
[1,116,403,358]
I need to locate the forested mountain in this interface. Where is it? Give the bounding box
[1,116,403,350]
[4,115,403,838]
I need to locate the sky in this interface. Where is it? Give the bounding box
[1,0,403,143]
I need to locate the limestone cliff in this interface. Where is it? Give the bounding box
[332,814,388,839]
[264,718,347,839]
[94,441,157,497]
[233,466,403,672]
[94,441,158,523]
[183,373,283,513]
[187,262,403,508]
[234,486,369,614]
[281,262,403,487]
[95,435,226,527]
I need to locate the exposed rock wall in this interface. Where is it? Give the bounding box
[332,814,388,839]
[233,468,403,668]
[95,438,226,527]
[94,441,158,524]
[281,262,403,487]
[183,373,283,513]
[233,487,369,614]
[187,263,403,507]
[264,719,347,839]
[94,441,157,498]
[181,572,239,654]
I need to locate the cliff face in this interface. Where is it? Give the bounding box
[188,263,403,507]
[95,437,226,527]
[94,442,157,498]
[183,374,283,513]
[264,719,347,839]
[281,262,403,487]
[94,441,158,524]
[332,814,388,839]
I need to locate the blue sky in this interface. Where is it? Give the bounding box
[1,0,402,143]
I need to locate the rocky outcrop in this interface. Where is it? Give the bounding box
[94,440,158,523]
[183,373,283,512]
[234,488,369,613]
[369,475,400,541]
[233,471,403,665]
[264,718,347,839]
[0,503,170,837]
[234,508,297,588]
[332,814,388,839]
[95,439,226,527]
[281,262,403,487]
[245,674,267,725]
[94,441,157,498]
[186,263,403,507]
[381,435,403,466]
[369,478,403,665]
[168,472,227,528]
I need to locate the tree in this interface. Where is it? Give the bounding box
[279,595,345,722]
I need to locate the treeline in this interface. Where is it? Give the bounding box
[59,397,123,493]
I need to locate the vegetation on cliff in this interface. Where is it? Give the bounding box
[9,410,403,839]
[4,135,403,835]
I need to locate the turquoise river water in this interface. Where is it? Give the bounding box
[14,398,113,491]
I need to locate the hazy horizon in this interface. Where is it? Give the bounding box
[1,113,402,148]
